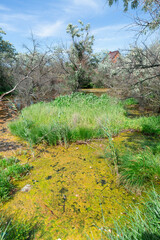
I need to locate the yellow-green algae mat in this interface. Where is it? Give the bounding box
[0,101,138,240]
[1,139,138,240]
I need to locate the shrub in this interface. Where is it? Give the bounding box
[123,98,139,106]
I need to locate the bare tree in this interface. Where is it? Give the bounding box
[0,36,65,106]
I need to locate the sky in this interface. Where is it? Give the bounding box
[0,0,158,53]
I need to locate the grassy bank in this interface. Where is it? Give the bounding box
[9,93,160,145]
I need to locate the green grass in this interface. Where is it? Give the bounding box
[96,189,160,240]
[104,129,160,192]
[0,157,31,202]
[118,149,160,191]
[9,93,128,145]
[123,98,139,106]
[8,92,160,145]
[0,215,37,240]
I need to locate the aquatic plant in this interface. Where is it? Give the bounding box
[9,93,160,145]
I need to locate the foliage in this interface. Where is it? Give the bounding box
[123,98,139,106]
[0,157,31,202]
[0,28,16,92]
[107,0,160,31]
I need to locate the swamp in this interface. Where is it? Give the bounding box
[0,1,160,238]
[0,91,160,239]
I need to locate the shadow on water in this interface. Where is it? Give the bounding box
[125,104,157,118]
[115,131,160,152]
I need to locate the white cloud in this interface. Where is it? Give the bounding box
[1,13,36,22]
[0,4,10,11]
[34,21,64,38]
[63,0,103,17]
[73,0,98,9]
[92,24,128,35]
[0,22,17,32]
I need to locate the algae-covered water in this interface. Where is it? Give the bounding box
[1,138,139,239]
[0,100,138,239]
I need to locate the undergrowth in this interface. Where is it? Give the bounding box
[0,156,31,202]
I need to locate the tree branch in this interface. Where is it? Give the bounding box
[0,64,39,100]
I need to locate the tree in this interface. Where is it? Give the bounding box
[0,28,16,93]
[0,35,60,104]
[66,20,95,90]
[107,0,160,32]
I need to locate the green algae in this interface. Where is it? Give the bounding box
[1,141,139,239]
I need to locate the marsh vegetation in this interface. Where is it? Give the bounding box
[1,92,158,239]
[0,7,160,239]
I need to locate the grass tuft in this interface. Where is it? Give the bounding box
[118,149,160,191]
[9,93,160,146]
[0,214,37,240]
[0,157,31,202]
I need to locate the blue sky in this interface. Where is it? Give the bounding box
[0,0,157,53]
